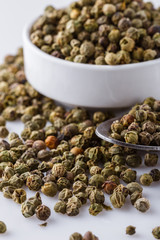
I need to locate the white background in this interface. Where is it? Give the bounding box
[0,0,160,240]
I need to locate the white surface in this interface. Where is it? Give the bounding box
[24,24,160,109]
[0,0,160,240]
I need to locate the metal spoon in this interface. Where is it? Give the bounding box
[95,117,160,152]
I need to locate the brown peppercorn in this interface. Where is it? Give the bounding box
[70,147,83,155]
[35,205,51,221]
[120,114,134,127]
[102,181,117,195]
[45,136,59,149]
[118,18,131,32]
[149,169,160,182]
[83,231,99,240]
[32,140,46,151]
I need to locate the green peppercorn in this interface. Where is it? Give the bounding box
[126,182,143,195]
[126,154,142,168]
[12,188,27,204]
[144,153,158,167]
[70,232,83,240]
[140,174,153,186]
[41,181,57,197]
[120,37,135,52]
[59,188,73,202]
[54,201,66,214]
[124,131,139,144]
[89,174,104,188]
[110,191,126,208]
[134,197,150,213]
[21,192,42,218]
[89,203,103,216]
[126,225,136,235]
[0,126,9,138]
[130,191,142,205]
[80,41,95,57]
[152,226,160,239]
[26,174,43,191]
[120,168,137,183]
[0,221,7,234]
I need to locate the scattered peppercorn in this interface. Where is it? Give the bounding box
[0,46,160,239]
[35,205,51,221]
[126,225,136,235]
[0,221,7,234]
[152,226,160,239]
[134,197,150,213]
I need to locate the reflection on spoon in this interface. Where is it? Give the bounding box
[95,117,160,152]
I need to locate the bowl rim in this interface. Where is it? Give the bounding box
[23,18,160,72]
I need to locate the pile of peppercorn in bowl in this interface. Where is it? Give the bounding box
[23,0,160,109]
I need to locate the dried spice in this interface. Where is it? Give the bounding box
[35,205,51,221]
[30,0,160,65]
[69,232,83,240]
[134,197,150,213]
[126,182,143,195]
[152,226,160,239]
[149,169,160,182]
[69,231,99,240]
[0,221,7,234]
[102,181,117,195]
[12,188,27,204]
[110,191,125,209]
[126,225,136,235]
[89,203,103,216]
[0,126,9,138]
[26,174,43,191]
[21,192,42,218]
[83,231,99,240]
[111,98,160,146]
[58,188,73,202]
[130,191,142,205]
[139,174,153,186]
[2,186,16,199]
[144,153,158,167]
[54,201,66,214]
[41,181,57,197]
[0,48,160,237]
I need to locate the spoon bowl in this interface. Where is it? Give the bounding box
[96,117,160,152]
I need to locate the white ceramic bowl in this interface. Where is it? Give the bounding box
[23,20,160,109]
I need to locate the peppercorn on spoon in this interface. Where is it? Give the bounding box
[96,117,160,152]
